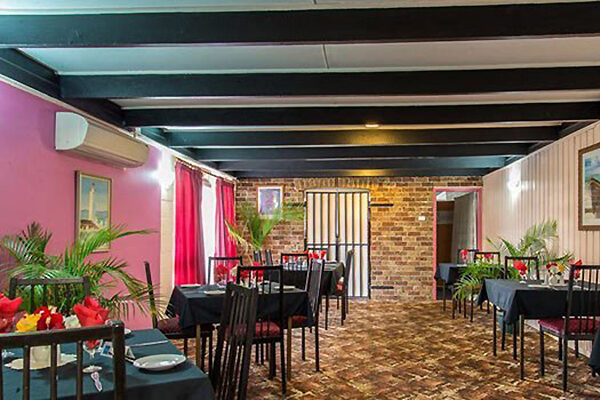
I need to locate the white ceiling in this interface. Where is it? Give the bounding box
[21,36,600,74]
[0,0,590,13]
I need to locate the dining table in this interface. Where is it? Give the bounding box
[167,283,312,377]
[1,329,214,400]
[478,278,591,379]
[436,263,467,315]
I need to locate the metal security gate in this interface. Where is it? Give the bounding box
[305,189,370,298]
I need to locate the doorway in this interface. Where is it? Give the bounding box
[432,187,482,300]
[305,189,370,298]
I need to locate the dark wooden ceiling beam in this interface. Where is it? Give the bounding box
[232,168,492,178]
[218,156,506,171]
[0,49,123,126]
[192,143,530,161]
[62,66,600,98]
[3,2,600,47]
[125,103,598,127]
[166,127,557,147]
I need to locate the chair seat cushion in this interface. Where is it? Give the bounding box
[539,318,599,335]
[157,316,182,334]
[255,321,281,337]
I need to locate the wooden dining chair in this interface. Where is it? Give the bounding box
[264,250,274,266]
[284,259,324,372]
[211,283,258,400]
[207,256,243,284]
[253,250,263,263]
[474,251,501,264]
[144,262,213,369]
[0,323,126,399]
[236,264,286,395]
[334,250,354,326]
[8,276,91,313]
[457,248,479,264]
[538,264,600,391]
[280,252,309,271]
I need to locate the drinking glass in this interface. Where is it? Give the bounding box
[83,340,102,373]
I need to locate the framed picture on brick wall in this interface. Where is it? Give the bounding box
[257,186,283,217]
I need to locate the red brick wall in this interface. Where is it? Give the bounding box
[235,176,482,301]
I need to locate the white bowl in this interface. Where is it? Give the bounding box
[133,354,186,371]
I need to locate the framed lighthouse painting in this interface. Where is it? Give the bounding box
[76,171,112,251]
[579,142,600,230]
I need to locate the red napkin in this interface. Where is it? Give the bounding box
[0,293,22,333]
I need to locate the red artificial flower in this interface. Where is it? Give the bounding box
[35,306,65,330]
[570,259,583,279]
[545,262,556,270]
[0,293,22,320]
[282,256,289,263]
[320,250,327,259]
[514,261,528,276]
[484,253,493,260]
[73,297,109,327]
[215,263,229,281]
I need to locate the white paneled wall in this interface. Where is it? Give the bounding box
[483,121,600,262]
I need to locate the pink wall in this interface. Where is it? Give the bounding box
[0,81,161,329]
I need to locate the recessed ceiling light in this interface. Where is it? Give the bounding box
[365,123,380,129]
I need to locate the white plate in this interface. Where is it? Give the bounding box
[283,285,296,291]
[6,354,76,371]
[124,328,132,336]
[133,354,186,371]
[204,290,226,296]
[180,284,202,288]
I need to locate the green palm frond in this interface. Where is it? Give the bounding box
[0,222,155,317]
[227,201,303,251]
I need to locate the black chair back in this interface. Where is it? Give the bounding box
[211,283,258,400]
[144,261,160,329]
[253,251,263,264]
[236,265,284,341]
[457,248,479,264]
[8,277,91,314]
[565,264,600,337]
[208,256,243,284]
[341,250,354,294]
[264,250,274,266]
[0,324,126,400]
[280,252,309,271]
[474,251,501,265]
[504,256,540,280]
[307,260,325,319]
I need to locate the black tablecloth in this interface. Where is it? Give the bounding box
[168,284,313,329]
[268,263,344,295]
[2,329,214,400]
[437,263,466,285]
[478,279,591,324]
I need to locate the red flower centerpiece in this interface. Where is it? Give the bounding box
[215,263,230,284]
[569,259,583,280]
[0,293,22,334]
[514,261,528,282]
[73,297,110,373]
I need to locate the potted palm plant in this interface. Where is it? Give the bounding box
[0,222,155,318]
[226,201,303,253]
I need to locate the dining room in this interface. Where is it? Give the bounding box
[2,1,600,399]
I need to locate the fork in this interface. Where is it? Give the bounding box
[91,371,103,392]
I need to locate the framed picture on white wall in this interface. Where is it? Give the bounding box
[579,143,600,230]
[257,186,283,217]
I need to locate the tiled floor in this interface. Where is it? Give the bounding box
[177,300,600,399]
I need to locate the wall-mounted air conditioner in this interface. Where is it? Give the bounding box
[55,112,149,168]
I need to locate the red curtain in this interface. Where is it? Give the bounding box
[174,162,206,285]
[215,179,237,258]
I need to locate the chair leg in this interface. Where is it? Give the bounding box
[269,343,276,379]
[337,295,340,310]
[487,300,490,314]
[539,328,545,376]
[315,321,320,372]
[513,322,518,361]
[520,315,525,380]
[463,298,467,319]
[325,295,329,330]
[558,338,563,361]
[208,333,213,373]
[575,339,579,358]
[493,306,497,356]
[260,343,265,365]
[501,311,506,351]
[280,340,287,395]
[562,337,568,391]
[451,287,456,319]
[301,327,306,361]
[255,344,259,364]
[201,336,207,371]
[470,294,474,322]
[183,339,188,357]
[442,282,447,312]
